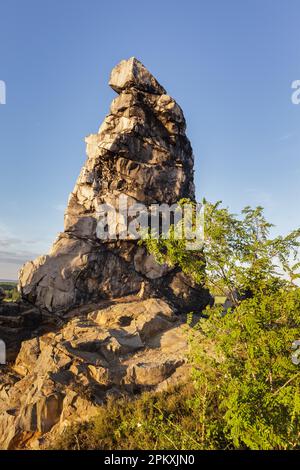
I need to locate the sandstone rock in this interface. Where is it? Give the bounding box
[109,57,166,95]
[0,301,46,362]
[0,60,213,450]
[0,298,190,449]
[14,337,40,376]
[134,248,171,280]
[18,57,211,314]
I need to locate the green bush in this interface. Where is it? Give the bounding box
[143,201,300,302]
[0,282,20,302]
[190,289,300,449]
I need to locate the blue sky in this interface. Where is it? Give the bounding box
[0,0,300,279]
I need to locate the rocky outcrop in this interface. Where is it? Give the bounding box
[0,301,55,362]
[19,57,210,314]
[0,298,190,449]
[0,60,212,450]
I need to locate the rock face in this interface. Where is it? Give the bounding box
[0,301,51,362]
[0,298,190,449]
[18,57,210,313]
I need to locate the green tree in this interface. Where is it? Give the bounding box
[142,200,300,449]
[142,200,300,306]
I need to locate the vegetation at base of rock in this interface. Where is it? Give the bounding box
[51,385,203,450]
[189,289,300,450]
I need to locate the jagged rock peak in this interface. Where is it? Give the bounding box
[109,57,166,95]
[18,58,211,313]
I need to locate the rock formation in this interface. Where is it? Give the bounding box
[0,59,211,449]
[0,302,44,362]
[19,57,210,313]
[0,298,190,449]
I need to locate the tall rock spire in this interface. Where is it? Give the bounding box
[19,58,210,312]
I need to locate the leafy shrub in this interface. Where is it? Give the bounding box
[0,282,20,302]
[190,289,300,449]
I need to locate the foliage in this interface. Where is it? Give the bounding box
[0,282,20,302]
[190,289,300,449]
[142,200,300,305]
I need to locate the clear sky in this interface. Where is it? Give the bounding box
[0,0,300,279]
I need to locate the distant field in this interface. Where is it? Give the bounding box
[0,281,17,289]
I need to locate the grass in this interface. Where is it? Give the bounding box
[50,384,212,450]
[214,295,226,305]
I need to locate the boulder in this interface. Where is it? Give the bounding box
[0,298,190,449]
[109,57,166,94]
[0,301,47,362]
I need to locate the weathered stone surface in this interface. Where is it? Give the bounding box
[109,57,166,95]
[0,301,49,362]
[0,298,190,449]
[18,57,211,314]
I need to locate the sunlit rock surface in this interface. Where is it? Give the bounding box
[19,58,210,313]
